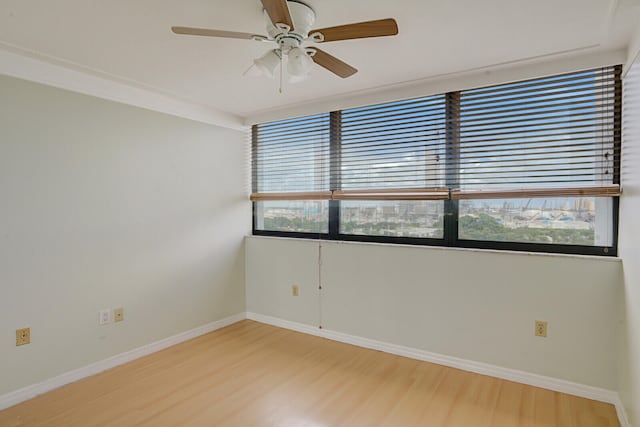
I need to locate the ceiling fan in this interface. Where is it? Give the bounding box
[171,0,398,83]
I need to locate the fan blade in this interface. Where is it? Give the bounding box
[310,48,357,78]
[261,0,294,29]
[310,18,398,42]
[172,26,265,40]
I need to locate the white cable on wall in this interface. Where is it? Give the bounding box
[318,240,323,329]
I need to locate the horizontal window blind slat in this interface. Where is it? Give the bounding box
[457,109,614,129]
[256,151,330,163]
[457,138,616,153]
[341,96,445,117]
[456,129,616,147]
[459,93,617,116]
[460,78,616,104]
[339,105,446,125]
[333,188,450,200]
[340,135,447,150]
[459,117,614,136]
[458,127,616,142]
[257,123,329,139]
[461,68,616,97]
[452,185,620,199]
[457,97,619,120]
[340,141,446,155]
[257,134,329,146]
[257,113,328,130]
[459,82,616,108]
[250,191,333,201]
[340,120,446,137]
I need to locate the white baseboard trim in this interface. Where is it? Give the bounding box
[0,312,246,412]
[613,395,632,427]
[246,312,630,427]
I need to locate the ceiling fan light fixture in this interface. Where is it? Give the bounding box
[253,49,281,78]
[287,47,313,76]
[173,1,400,84]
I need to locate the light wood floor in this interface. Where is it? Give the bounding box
[0,320,619,427]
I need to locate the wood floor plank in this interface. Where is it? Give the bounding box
[0,320,620,427]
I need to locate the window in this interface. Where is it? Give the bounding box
[252,66,621,256]
[252,114,330,234]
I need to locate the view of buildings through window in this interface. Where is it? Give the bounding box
[256,197,610,246]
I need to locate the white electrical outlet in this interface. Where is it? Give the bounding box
[99,309,111,325]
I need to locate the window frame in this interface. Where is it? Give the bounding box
[252,67,621,257]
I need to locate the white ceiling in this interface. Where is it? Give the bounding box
[1,0,639,119]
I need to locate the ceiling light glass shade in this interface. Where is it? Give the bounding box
[289,73,310,84]
[253,50,281,78]
[287,47,313,77]
[243,63,263,77]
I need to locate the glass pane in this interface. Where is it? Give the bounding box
[340,200,444,238]
[255,201,328,233]
[458,197,613,246]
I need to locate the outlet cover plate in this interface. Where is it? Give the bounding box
[16,328,30,346]
[535,320,548,337]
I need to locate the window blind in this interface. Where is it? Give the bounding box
[251,113,331,201]
[335,94,450,200]
[251,66,621,203]
[452,67,621,199]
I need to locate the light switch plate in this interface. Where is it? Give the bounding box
[99,309,111,325]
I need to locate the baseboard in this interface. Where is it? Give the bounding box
[246,312,630,427]
[1,311,630,427]
[613,395,632,427]
[0,312,246,411]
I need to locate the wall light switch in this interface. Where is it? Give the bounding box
[99,309,111,325]
[292,285,299,297]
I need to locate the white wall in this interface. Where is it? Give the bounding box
[620,49,640,426]
[0,75,250,395]
[246,236,623,390]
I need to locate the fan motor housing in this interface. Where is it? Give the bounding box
[265,0,316,48]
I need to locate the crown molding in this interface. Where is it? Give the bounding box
[0,41,627,131]
[244,47,626,125]
[624,20,640,78]
[0,43,246,131]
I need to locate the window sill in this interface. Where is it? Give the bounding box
[247,234,621,262]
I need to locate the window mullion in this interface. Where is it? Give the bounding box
[251,125,260,233]
[444,92,461,246]
[329,111,341,239]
